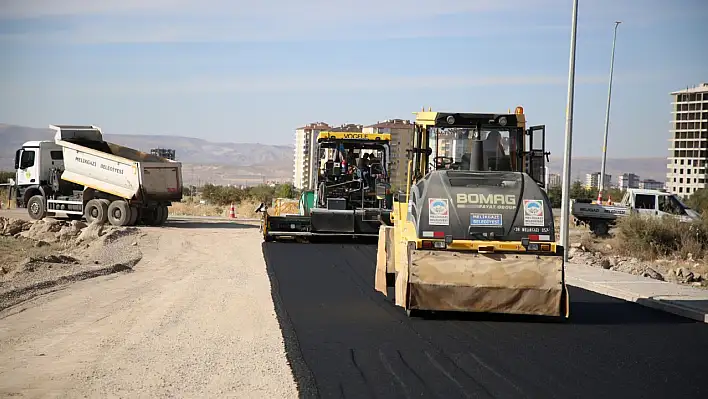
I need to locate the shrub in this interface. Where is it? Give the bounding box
[199,183,298,206]
[614,213,708,260]
[687,188,708,214]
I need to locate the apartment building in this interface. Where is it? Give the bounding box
[293,122,331,190]
[666,82,708,198]
[639,179,664,190]
[362,119,414,191]
[585,172,612,190]
[617,173,640,189]
[546,173,561,188]
[330,123,364,132]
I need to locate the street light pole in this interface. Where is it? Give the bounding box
[598,21,621,200]
[560,0,579,263]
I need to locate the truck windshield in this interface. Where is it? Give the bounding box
[428,127,519,172]
[670,194,701,219]
[673,194,690,210]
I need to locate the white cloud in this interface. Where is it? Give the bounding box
[4,73,636,96]
[0,0,530,19]
[0,0,191,18]
[0,0,559,43]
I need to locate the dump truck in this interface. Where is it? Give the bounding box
[256,131,393,240]
[375,106,570,319]
[11,124,182,226]
[572,188,700,235]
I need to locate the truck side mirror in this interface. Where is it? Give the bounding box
[14,150,20,169]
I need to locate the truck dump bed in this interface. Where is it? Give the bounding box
[51,125,182,201]
[571,200,630,220]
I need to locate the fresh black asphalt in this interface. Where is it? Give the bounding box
[262,241,708,399]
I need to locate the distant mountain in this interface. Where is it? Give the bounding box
[0,124,294,186]
[546,156,667,183]
[0,123,668,186]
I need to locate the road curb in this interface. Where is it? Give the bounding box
[567,277,708,323]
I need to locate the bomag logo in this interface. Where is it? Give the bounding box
[456,193,516,209]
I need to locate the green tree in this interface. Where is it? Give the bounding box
[546,185,562,208]
[246,184,276,203]
[274,183,298,199]
[545,181,626,208]
[569,181,587,199]
[201,183,246,205]
[687,188,708,213]
[0,170,14,183]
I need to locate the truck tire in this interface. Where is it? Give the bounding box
[141,207,159,226]
[128,206,139,226]
[590,221,609,237]
[159,205,169,225]
[27,195,47,220]
[154,206,166,226]
[85,199,108,224]
[107,200,132,226]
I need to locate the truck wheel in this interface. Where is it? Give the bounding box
[591,221,609,237]
[159,205,169,225]
[107,200,132,226]
[85,199,108,224]
[154,206,166,226]
[128,206,139,226]
[141,207,159,226]
[27,195,47,220]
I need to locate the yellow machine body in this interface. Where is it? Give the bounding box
[374,107,570,318]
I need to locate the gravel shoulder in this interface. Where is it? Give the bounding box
[1,217,145,311]
[0,219,297,398]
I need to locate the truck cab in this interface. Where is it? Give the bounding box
[13,141,66,207]
[622,188,700,222]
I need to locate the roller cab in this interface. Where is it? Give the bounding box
[375,107,569,319]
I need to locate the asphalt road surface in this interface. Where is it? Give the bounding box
[262,242,708,399]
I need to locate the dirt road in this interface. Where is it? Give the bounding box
[0,219,298,398]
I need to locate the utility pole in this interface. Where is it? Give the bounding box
[598,21,622,201]
[560,0,579,263]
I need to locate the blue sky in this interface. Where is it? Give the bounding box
[1,0,706,159]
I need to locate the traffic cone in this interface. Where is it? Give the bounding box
[596,191,602,204]
[229,203,236,218]
[607,194,612,205]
